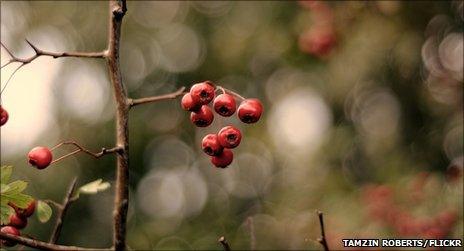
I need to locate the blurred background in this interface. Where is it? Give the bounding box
[1,1,463,250]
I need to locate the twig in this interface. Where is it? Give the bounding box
[50,141,123,164]
[0,41,106,94]
[128,87,186,108]
[218,236,231,251]
[216,86,246,101]
[317,210,329,251]
[0,232,111,251]
[49,177,78,244]
[247,217,256,250]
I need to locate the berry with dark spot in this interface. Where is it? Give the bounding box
[213,94,236,117]
[0,106,8,126]
[190,81,216,105]
[218,126,241,149]
[201,134,223,156]
[181,93,201,112]
[190,105,214,127]
[8,214,27,229]
[237,99,263,124]
[1,226,20,247]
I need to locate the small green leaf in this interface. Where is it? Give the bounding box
[2,180,28,195]
[0,203,14,225]
[36,200,52,223]
[2,193,33,208]
[78,179,110,195]
[0,166,13,185]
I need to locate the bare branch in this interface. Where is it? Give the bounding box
[218,236,231,251]
[50,141,123,164]
[247,217,256,250]
[317,210,329,251]
[0,40,106,94]
[128,87,186,108]
[49,177,78,244]
[0,232,111,251]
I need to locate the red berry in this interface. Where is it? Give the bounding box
[217,126,242,149]
[8,214,27,229]
[298,26,336,58]
[237,99,263,124]
[190,81,215,105]
[190,105,214,127]
[28,147,53,169]
[181,93,201,112]
[1,226,20,247]
[211,148,233,168]
[10,200,36,218]
[213,94,236,117]
[202,134,223,156]
[0,106,8,126]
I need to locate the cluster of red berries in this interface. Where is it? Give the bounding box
[298,1,337,58]
[0,200,36,247]
[361,181,458,239]
[0,106,8,126]
[181,81,263,168]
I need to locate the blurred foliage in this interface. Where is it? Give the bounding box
[0,1,463,250]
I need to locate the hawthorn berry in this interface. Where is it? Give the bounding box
[213,94,236,117]
[9,200,36,218]
[218,126,242,149]
[298,26,336,58]
[8,214,27,229]
[211,148,233,168]
[190,81,215,105]
[202,134,223,156]
[28,147,53,169]
[237,99,263,124]
[181,93,201,112]
[190,105,214,127]
[0,226,20,247]
[0,106,8,126]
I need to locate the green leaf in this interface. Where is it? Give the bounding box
[0,203,14,225]
[76,179,110,198]
[2,193,33,208]
[2,180,28,195]
[36,200,52,223]
[0,166,13,185]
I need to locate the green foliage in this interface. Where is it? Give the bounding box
[0,166,34,225]
[36,200,53,223]
[73,179,110,200]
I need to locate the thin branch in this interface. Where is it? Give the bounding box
[50,141,123,164]
[317,210,329,251]
[49,177,78,244]
[0,232,111,251]
[247,217,256,250]
[0,40,106,94]
[128,87,186,108]
[218,236,231,251]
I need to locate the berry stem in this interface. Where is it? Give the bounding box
[216,86,246,101]
[50,149,82,164]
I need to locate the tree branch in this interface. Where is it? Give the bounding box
[218,236,231,251]
[1,40,105,69]
[128,87,186,108]
[50,141,123,165]
[107,1,129,250]
[0,232,111,251]
[317,210,329,251]
[49,177,79,244]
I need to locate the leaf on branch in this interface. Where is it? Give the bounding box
[2,180,28,195]
[73,179,110,200]
[0,203,14,225]
[0,166,13,184]
[36,200,53,223]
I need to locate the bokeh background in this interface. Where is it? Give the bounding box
[1,1,463,250]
